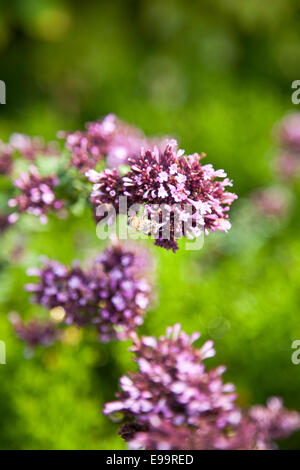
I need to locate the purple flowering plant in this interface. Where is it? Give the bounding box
[0,114,299,450]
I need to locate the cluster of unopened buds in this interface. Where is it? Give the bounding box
[104,324,300,450]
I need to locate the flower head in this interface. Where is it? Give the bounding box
[88,143,237,251]
[8,165,64,224]
[104,324,300,450]
[60,114,146,172]
[276,113,300,151]
[25,242,153,343]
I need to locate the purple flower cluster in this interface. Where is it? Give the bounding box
[276,113,300,151]
[8,165,64,224]
[1,134,58,177]
[0,213,9,234]
[274,114,300,179]
[104,324,300,450]
[11,314,58,348]
[25,242,153,343]
[0,140,13,175]
[60,114,148,172]
[9,133,59,160]
[87,142,237,251]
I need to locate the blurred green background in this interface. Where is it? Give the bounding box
[1,0,300,449]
